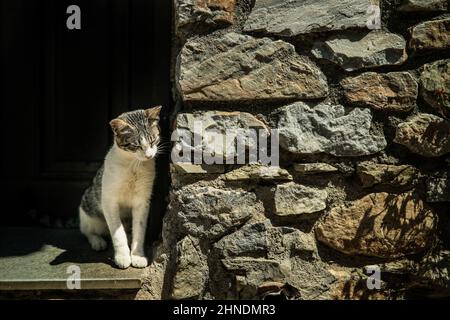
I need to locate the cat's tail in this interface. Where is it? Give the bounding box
[79,207,108,236]
[79,207,108,251]
[26,209,79,229]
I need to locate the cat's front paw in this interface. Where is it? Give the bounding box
[114,252,131,269]
[131,255,148,268]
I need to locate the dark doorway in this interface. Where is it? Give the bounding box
[0,0,172,238]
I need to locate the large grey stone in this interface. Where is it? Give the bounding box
[416,250,450,290]
[316,192,437,258]
[173,111,269,161]
[223,164,292,182]
[341,72,418,112]
[410,19,450,52]
[274,183,328,216]
[312,30,408,71]
[216,221,334,299]
[171,236,209,299]
[399,0,449,12]
[171,162,225,174]
[173,186,264,240]
[356,162,420,189]
[177,32,328,102]
[215,222,269,257]
[243,0,379,37]
[285,257,336,300]
[221,257,334,300]
[293,163,338,175]
[420,59,450,119]
[221,258,288,299]
[394,113,450,157]
[275,101,387,157]
[214,220,317,259]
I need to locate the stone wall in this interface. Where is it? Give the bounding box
[139,0,450,300]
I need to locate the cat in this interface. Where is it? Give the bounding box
[79,106,162,269]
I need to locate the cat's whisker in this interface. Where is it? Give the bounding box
[157,142,171,148]
[157,142,172,148]
[157,146,171,154]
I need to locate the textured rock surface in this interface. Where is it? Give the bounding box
[215,222,270,257]
[220,258,287,298]
[420,59,450,119]
[273,183,328,216]
[416,250,450,290]
[214,221,335,299]
[220,257,335,299]
[147,0,450,301]
[293,163,338,175]
[398,0,449,11]
[316,192,437,258]
[394,113,450,157]
[410,19,450,51]
[172,163,225,174]
[243,0,378,37]
[427,176,450,202]
[173,111,268,160]
[223,165,292,182]
[341,72,418,112]
[172,185,264,240]
[312,31,408,71]
[275,102,387,156]
[214,221,317,258]
[177,33,329,102]
[171,236,208,299]
[175,0,236,37]
[285,257,336,299]
[356,162,420,188]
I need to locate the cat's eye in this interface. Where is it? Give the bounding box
[123,142,140,150]
[149,137,159,145]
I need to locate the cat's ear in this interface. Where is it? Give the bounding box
[145,106,162,121]
[109,119,131,135]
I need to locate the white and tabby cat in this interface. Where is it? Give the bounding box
[79,106,162,269]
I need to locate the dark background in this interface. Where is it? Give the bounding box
[0,0,172,241]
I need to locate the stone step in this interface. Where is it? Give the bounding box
[0,227,144,291]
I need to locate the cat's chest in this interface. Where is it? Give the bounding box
[124,169,140,189]
[119,167,153,192]
[104,162,155,202]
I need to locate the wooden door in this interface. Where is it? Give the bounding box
[0,0,172,228]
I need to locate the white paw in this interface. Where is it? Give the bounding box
[89,236,107,252]
[131,255,148,268]
[114,252,131,269]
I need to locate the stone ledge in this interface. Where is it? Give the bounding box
[0,227,144,291]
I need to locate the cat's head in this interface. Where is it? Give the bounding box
[109,106,162,161]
